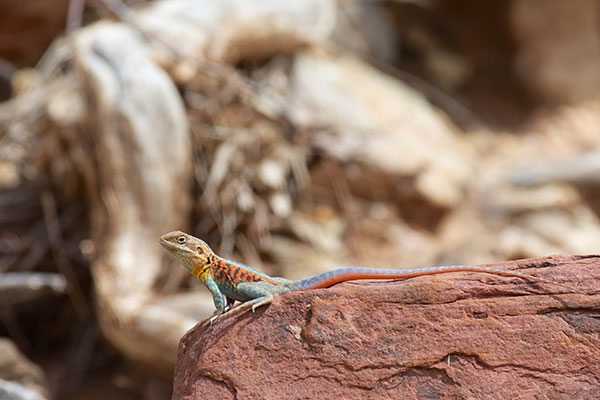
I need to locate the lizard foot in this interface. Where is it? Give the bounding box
[201,312,222,327]
[251,293,274,312]
[216,294,274,320]
[201,294,275,326]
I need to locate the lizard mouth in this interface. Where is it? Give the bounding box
[159,235,177,253]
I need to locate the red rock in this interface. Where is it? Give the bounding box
[173,255,600,399]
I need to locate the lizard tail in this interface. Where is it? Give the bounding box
[288,265,578,292]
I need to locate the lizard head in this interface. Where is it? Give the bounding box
[159,231,215,279]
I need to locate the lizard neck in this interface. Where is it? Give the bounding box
[191,264,206,281]
[172,248,216,283]
[193,253,222,283]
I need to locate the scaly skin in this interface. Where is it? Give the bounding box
[160,231,575,325]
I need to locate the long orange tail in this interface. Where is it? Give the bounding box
[289,265,577,292]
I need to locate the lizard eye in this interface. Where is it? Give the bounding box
[177,236,186,244]
[196,246,204,255]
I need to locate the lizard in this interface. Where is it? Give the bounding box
[159,230,576,326]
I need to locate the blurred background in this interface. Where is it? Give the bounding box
[1,0,600,399]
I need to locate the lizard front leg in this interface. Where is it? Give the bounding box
[202,276,227,326]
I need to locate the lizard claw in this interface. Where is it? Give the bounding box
[201,313,220,327]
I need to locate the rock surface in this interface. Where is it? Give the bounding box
[172,255,600,399]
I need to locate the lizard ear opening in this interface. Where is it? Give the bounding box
[196,246,204,255]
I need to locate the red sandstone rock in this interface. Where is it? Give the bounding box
[173,255,600,399]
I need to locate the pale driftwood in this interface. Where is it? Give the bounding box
[0,379,46,400]
[67,0,337,369]
[511,150,600,187]
[0,379,47,400]
[72,22,194,367]
[0,272,66,305]
[0,339,49,400]
[134,0,336,64]
[289,51,471,208]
